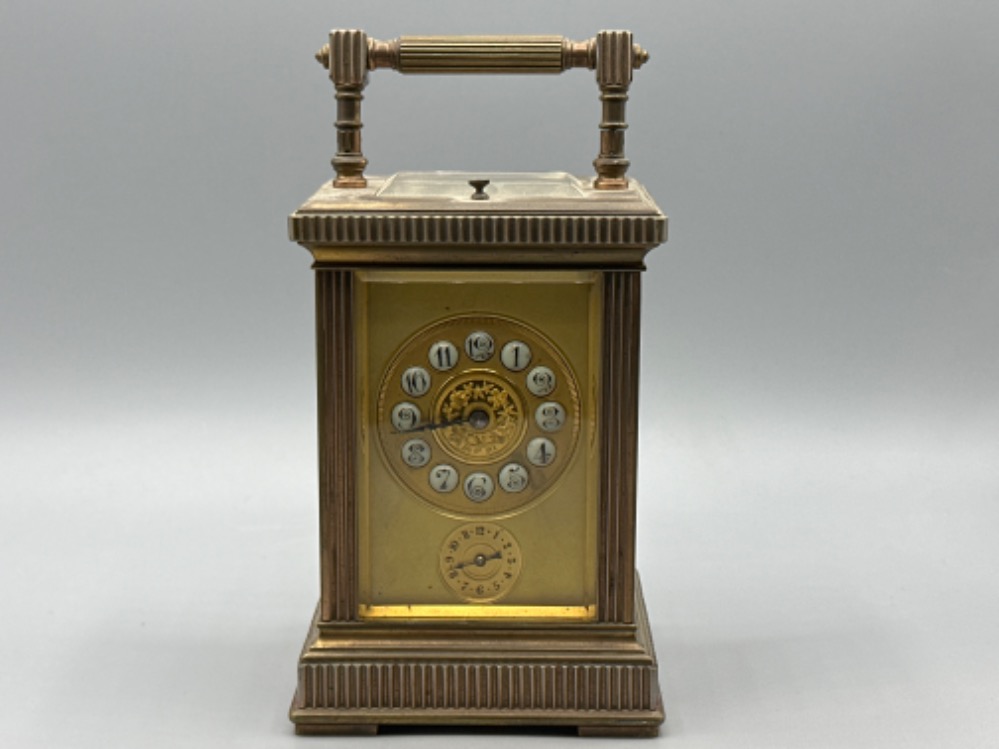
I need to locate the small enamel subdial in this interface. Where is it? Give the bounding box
[376,314,581,517]
[438,522,522,602]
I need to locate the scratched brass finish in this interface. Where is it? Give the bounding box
[315,31,649,189]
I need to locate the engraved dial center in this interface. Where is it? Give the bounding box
[433,373,525,464]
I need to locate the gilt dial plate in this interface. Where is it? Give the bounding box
[376,314,581,517]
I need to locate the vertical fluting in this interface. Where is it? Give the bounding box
[598,271,642,622]
[316,270,357,621]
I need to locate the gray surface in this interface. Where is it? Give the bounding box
[2,1,997,747]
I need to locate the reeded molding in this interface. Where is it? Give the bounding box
[316,271,358,622]
[595,30,635,87]
[296,661,658,713]
[290,213,666,249]
[290,576,663,733]
[598,272,642,623]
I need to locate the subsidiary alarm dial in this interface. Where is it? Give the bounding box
[438,522,522,602]
[376,314,581,517]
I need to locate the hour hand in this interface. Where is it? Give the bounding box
[398,407,491,435]
[397,415,468,434]
[454,550,503,570]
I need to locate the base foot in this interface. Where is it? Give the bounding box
[295,723,378,736]
[578,724,660,738]
[290,574,663,735]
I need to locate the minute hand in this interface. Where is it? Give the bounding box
[398,415,471,434]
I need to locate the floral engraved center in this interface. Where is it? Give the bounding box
[436,379,521,460]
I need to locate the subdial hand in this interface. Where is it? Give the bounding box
[453,550,503,571]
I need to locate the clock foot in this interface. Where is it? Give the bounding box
[294,723,378,736]
[578,723,660,738]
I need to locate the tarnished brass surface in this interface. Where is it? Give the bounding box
[315,31,649,189]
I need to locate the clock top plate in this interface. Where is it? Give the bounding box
[289,171,667,265]
[295,172,661,214]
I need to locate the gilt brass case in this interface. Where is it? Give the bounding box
[287,31,668,737]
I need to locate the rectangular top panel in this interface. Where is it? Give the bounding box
[379,172,585,200]
[295,172,663,214]
[289,171,667,265]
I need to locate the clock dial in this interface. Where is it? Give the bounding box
[439,522,522,602]
[376,314,581,517]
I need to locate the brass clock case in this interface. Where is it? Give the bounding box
[288,28,667,734]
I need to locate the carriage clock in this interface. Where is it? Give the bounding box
[287,30,668,736]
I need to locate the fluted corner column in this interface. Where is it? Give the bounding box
[598,271,642,623]
[316,270,358,621]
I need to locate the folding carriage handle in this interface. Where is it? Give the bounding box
[315,31,650,190]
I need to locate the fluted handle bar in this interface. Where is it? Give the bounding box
[317,34,649,74]
[317,31,649,189]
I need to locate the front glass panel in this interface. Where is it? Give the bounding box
[355,270,602,620]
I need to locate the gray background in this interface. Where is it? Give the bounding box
[2,1,997,747]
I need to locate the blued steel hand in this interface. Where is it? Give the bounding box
[454,550,502,570]
[394,415,471,435]
[394,408,490,435]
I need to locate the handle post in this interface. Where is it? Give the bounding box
[593,31,636,190]
[326,29,369,188]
